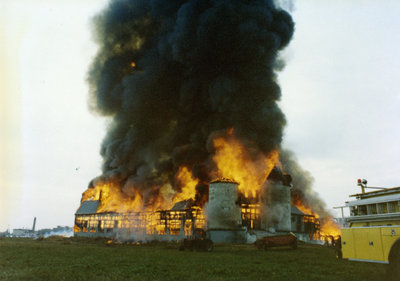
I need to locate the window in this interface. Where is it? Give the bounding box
[388,201,400,213]
[367,204,377,215]
[350,206,359,216]
[377,203,388,214]
[358,205,367,215]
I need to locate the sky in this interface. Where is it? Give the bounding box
[1,0,400,231]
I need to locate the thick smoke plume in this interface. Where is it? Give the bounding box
[87,0,295,205]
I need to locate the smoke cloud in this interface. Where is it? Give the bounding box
[280,149,333,219]
[87,0,294,205]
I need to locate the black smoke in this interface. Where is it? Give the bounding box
[87,0,295,205]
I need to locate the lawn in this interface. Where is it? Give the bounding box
[0,237,387,281]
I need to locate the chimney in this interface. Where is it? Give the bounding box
[32,217,36,232]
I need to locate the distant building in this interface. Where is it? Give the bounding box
[0,230,11,238]
[12,228,37,238]
[11,217,37,238]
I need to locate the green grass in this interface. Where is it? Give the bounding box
[0,237,387,281]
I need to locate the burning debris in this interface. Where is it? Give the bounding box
[75,0,339,242]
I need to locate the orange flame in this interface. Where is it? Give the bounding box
[172,166,198,204]
[81,182,144,213]
[80,166,199,214]
[212,129,279,197]
[293,201,317,217]
[319,218,341,238]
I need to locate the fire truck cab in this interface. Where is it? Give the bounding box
[340,180,400,277]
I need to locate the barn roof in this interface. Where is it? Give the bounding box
[75,200,100,215]
[171,199,194,211]
[291,205,305,216]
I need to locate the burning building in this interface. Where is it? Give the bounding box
[74,167,324,242]
[75,198,205,241]
[74,0,339,242]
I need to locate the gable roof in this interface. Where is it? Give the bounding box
[171,199,194,211]
[291,205,305,216]
[75,200,100,215]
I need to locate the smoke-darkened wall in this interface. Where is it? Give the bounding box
[87,0,294,204]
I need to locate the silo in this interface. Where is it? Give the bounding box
[207,179,245,242]
[262,167,292,233]
[267,183,291,232]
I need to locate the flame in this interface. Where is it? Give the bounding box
[81,182,144,213]
[293,201,316,217]
[80,166,199,214]
[131,61,136,68]
[73,225,81,232]
[319,217,341,238]
[172,166,198,204]
[212,129,279,197]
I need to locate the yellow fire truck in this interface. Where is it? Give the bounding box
[340,179,400,277]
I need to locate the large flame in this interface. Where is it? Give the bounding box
[319,218,341,238]
[81,166,199,214]
[81,182,145,213]
[172,166,198,204]
[212,129,279,197]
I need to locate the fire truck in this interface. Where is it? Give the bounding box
[340,179,400,277]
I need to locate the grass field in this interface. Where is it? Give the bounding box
[0,237,388,281]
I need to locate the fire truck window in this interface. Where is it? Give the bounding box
[387,201,400,213]
[367,204,377,215]
[358,205,367,215]
[377,203,388,214]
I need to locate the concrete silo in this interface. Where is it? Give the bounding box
[207,179,246,243]
[262,167,292,233]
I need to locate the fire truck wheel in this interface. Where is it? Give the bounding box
[388,240,400,280]
[387,257,400,281]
